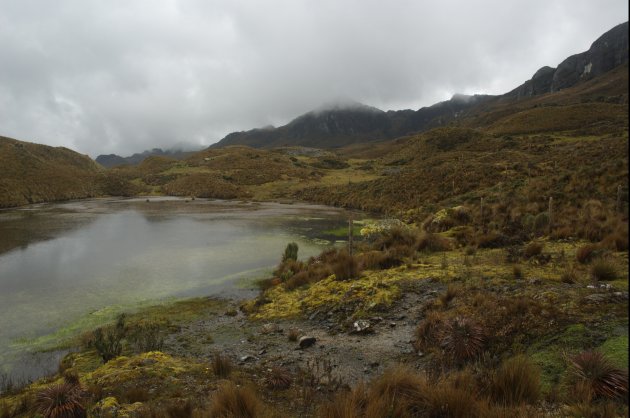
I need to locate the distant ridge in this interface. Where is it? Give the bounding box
[213,21,628,149]
[96,148,195,168]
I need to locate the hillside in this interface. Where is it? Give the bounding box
[0,136,102,208]
[212,22,627,150]
[95,148,196,168]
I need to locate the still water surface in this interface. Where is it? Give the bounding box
[0,197,357,380]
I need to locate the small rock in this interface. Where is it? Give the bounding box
[352,320,373,335]
[417,351,424,357]
[299,336,317,349]
[240,355,254,362]
[370,361,380,368]
[258,349,266,355]
[528,278,542,285]
[389,322,397,328]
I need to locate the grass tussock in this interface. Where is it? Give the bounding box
[208,382,263,418]
[568,350,629,400]
[36,383,86,418]
[489,355,541,406]
[211,354,233,379]
[590,259,617,281]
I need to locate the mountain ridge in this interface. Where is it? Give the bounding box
[212,21,628,149]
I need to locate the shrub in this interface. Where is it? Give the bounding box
[332,250,360,281]
[208,382,262,418]
[523,241,543,259]
[476,231,508,248]
[266,366,292,390]
[438,284,459,308]
[512,265,524,280]
[122,387,150,403]
[414,311,443,352]
[438,317,486,365]
[282,242,299,262]
[367,366,427,415]
[211,353,233,378]
[568,350,628,400]
[92,314,125,363]
[165,399,193,418]
[561,268,577,284]
[128,322,164,353]
[590,259,617,281]
[576,244,600,264]
[426,383,488,418]
[417,232,452,252]
[36,383,86,418]
[489,355,540,405]
[373,226,417,251]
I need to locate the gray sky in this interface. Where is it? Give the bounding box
[0,0,627,157]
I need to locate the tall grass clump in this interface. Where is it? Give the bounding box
[590,259,617,281]
[489,355,540,406]
[282,242,299,262]
[36,383,86,418]
[568,350,628,400]
[208,382,262,418]
[211,353,233,378]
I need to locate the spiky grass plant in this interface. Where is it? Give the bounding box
[439,317,486,365]
[489,355,541,405]
[208,382,262,418]
[36,383,86,418]
[211,353,233,378]
[367,366,427,415]
[266,366,293,390]
[590,259,617,281]
[568,350,628,400]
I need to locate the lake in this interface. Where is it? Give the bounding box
[0,197,359,382]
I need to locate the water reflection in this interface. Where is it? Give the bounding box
[0,198,357,379]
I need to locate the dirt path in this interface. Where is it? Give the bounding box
[163,280,444,387]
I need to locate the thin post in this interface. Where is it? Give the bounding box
[480,197,484,232]
[617,185,622,213]
[348,215,354,257]
[548,196,553,235]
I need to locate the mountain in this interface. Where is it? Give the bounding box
[507,21,628,98]
[212,94,493,149]
[95,148,195,168]
[213,21,628,149]
[0,136,101,207]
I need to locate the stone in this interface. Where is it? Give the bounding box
[299,336,316,349]
[352,320,374,335]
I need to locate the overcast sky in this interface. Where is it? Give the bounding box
[0,1,627,157]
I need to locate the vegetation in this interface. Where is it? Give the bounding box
[0,33,628,418]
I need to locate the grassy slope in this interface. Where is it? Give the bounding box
[0,136,103,208]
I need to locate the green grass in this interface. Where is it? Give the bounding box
[599,335,629,370]
[322,224,364,238]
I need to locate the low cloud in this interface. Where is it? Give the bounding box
[0,0,627,156]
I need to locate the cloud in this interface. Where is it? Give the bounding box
[0,0,627,156]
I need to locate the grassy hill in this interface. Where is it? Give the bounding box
[0,137,102,208]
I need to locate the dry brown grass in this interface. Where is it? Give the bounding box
[211,354,233,378]
[489,355,541,406]
[208,382,263,418]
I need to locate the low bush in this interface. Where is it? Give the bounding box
[36,383,86,418]
[266,366,292,390]
[523,241,543,259]
[576,244,600,264]
[417,232,452,252]
[211,353,233,378]
[568,350,628,400]
[332,250,360,281]
[208,382,262,418]
[489,355,540,406]
[439,317,486,366]
[590,259,617,281]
